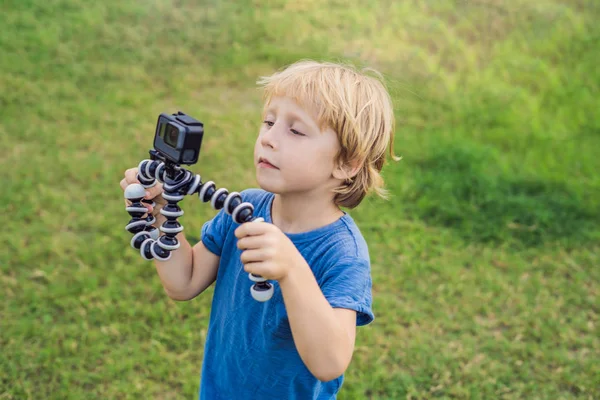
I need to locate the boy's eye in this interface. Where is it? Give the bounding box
[263,120,274,127]
[291,129,305,136]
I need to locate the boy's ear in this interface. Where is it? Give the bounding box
[333,159,362,181]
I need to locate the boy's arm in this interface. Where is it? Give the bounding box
[152,215,220,301]
[235,221,370,381]
[278,261,358,382]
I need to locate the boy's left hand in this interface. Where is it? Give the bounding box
[234,221,302,282]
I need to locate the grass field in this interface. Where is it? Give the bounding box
[1,0,599,399]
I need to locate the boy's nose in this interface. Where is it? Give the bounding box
[260,125,278,149]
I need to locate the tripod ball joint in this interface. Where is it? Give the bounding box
[137,159,167,186]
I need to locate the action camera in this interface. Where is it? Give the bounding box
[153,111,204,165]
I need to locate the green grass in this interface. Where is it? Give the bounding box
[2,0,599,398]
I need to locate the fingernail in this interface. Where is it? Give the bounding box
[145,191,151,198]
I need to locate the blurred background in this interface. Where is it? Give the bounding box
[1,0,598,399]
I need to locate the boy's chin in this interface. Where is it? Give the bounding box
[255,175,279,193]
[255,176,297,195]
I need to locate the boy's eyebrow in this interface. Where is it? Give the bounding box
[289,112,309,124]
[263,103,321,132]
[264,106,317,130]
[294,111,322,132]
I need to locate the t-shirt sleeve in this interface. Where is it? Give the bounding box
[319,256,374,326]
[200,208,232,256]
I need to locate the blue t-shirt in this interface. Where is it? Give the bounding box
[199,188,374,399]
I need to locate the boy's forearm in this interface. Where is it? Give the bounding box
[152,231,195,298]
[149,213,199,299]
[278,261,354,382]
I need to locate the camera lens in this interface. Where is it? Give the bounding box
[164,124,180,148]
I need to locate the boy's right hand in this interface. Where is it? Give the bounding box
[120,167,166,216]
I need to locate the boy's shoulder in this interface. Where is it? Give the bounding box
[317,213,370,264]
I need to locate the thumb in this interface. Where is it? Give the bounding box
[143,182,165,202]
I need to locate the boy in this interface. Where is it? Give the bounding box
[120,60,397,399]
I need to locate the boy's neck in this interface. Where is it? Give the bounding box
[271,191,344,234]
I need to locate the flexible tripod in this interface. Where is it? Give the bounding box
[124,150,274,302]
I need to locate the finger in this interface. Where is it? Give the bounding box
[145,182,164,201]
[240,249,266,264]
[124,168,140,184]
[242,261,267,275]
[139,197,154,211]
[123,167,160,201]
[237,235,264,250]
[234,221,270,239]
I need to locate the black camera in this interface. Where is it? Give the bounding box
[153,111,204,165]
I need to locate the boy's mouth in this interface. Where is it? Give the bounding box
[258,157,278,169]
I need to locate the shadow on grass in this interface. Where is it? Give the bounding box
[406,146,599,247]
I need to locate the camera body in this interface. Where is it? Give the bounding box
[153,111,204,165]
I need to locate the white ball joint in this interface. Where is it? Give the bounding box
[248,217,274,302]
[124,183,146,202]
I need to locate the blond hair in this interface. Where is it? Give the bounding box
[257,60,399,208]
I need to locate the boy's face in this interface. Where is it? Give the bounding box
[254,96,341,197]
